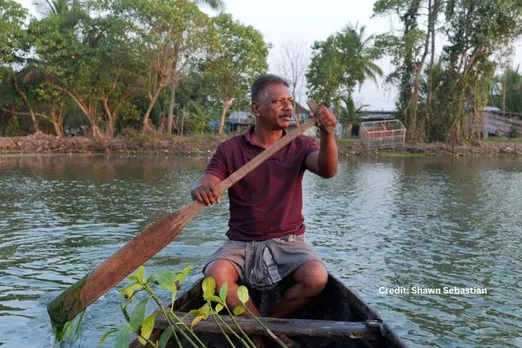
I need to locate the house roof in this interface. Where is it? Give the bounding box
[294,102,309,115]
[227,111,253,124]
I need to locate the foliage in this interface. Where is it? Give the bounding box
[199,13,270,135]
[91,266,287,348]
[373,0,522,144]
[0,0,27,70]
[491,65,522,113]
[306,23,382,107]
[5,115,21,136]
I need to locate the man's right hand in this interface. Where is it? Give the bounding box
[191,179,222,206]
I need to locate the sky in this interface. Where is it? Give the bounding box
[210,0,400,110]
[15,0,522,110]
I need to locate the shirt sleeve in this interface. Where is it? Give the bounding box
[305,137,320,158]
[204,144,228,181]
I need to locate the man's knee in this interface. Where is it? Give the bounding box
[204,259,239,286]
[294,261,328,294]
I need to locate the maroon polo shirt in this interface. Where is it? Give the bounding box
[204,126,319,241]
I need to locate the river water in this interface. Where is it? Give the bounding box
[0,154,521,347]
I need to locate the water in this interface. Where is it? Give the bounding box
[1,154,521,347]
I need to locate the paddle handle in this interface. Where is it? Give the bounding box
[306,100,335,135]
[216,117,316,193]
[217,99,331,193]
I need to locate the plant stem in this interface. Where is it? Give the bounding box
[215,311,253,348]
[141,281,204,348]
[211,314,236,348]
[245,307,288,348]
[223,305,256,348]
[137,333,158,348]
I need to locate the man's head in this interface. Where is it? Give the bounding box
[250,74,294,130]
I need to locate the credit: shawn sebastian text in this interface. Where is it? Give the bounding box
[379,286,488,295]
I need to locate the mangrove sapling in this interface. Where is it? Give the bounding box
[101,266,204,348]
[198,277,255,347]
[100,267,288,348]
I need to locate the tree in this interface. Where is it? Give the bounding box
[373,0,429,141]
[164,0,225,134]
[307,23,382,107]
[432,0,522,143]
[492,65,522,113]
[0,0,27,74]
[111,0,211,134]
[275,40,309,108]
[307,22,382,137]
[200,13,269,135]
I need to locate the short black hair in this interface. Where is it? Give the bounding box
[251,74,289,102]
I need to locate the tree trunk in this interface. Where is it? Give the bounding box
[408,0,432,143]
[16,87,39,133]
[426,0,439,136]
[218,97,232,135]
[502,75,507,112]
[50,109,64,137]
[102,98,116,138]
[142,87,163,133]
[167,79,178,134]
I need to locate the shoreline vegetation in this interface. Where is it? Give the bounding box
[1,133,521,156]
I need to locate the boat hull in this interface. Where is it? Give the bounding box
[130,274,407,347]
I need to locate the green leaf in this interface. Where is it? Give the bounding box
[158,327,173,348]
[237,285,249,304]
[115,326,131,348]
[130,298,149,332]
[219,282,228,303]
[176,265,192,284]
[120,283,143,300]
[99,328,119,345]
[191,314,205,329]
[205,295,222,303]
[233,305,246,316]
[149,270,176,291]
[215,303,224,313]
[130,266,146,281]
[202,276,216,298]
[140,312,157,341]
[188,309,200,316]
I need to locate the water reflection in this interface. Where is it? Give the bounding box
[0,154,521,347]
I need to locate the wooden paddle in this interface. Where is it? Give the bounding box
[47,100,333,326]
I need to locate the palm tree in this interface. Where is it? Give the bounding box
[338,22,383,91]
[194,0,225,10]
[333,93,368,137]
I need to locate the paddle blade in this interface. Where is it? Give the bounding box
[47,200,205,326]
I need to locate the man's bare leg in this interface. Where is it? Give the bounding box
[204,259,261,316]
[268,260,328,318]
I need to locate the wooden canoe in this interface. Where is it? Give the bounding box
[130,273,407,347]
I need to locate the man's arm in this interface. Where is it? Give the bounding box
[305,105,338,178]
[191,174,222,206]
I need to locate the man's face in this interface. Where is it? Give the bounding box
[251,84,294,130]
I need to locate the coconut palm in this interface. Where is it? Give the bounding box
[338,22,383,90]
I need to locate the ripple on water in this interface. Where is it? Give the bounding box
[1,155,522,347]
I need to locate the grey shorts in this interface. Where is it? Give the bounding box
[202,234,323,289]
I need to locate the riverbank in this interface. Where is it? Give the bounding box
[1,132,521,156]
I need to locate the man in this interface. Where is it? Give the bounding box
[191,74,338,320]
